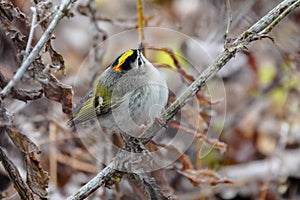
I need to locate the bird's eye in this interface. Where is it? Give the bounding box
[138,57,143,66]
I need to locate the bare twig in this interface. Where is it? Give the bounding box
[77,0,107,83]
[49,122,58,187]
[147,46,195,82]
[0,71,43,102]
[136,0,145,42]
[36,12,55,26]
[66,162,115,200]
[213,1,258,41]
[127,173,168,200]
[0,147,34,200]
[224,0,232,42]
[0,0,74,98]
[260,0,300,35]
[95,16,137,24]
[168,121,227,154]
[89,1,107,78]
[68,0,300,199]
[140,0,300,142]
[24,7,37,59]
[56,153,98,174]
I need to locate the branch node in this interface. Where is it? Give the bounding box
[104,171,123,188]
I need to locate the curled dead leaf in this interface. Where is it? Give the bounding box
[41,73,73,115]
[168,121,227,154]
[0,147,34,200]
[6,127,49,198]
[0,2,30,37]
[155,142,194,170]
[195,133,227,154]
[0,72,43,102]
[0,106,13,127]
[5,127,40,154]
[147,46,195,82]
[4,127,49,197]
[26,154,49,198]
[176,168,232,186]
[180,104,208,133]
[46,42,66,74]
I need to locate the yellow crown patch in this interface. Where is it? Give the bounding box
[113,50,134,72]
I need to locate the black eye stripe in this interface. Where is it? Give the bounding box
[122,50,137,70]
[110,50,138,72]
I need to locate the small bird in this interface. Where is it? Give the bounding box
[69,43,168,137]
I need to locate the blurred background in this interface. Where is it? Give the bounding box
[0,0,300,199]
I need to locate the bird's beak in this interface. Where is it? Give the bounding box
[137,42,143,52]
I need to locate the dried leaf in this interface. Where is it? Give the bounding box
[168,121,227,154]
[0,2,30,36]
[148,46,195,82]
[196,134,227,154]
[155,142,194,170]
[0,4,43,103]
[0,26,19,78]
[0,170,11,194]
[0,147,34,200]
[26,154,49,198]
[176,169,232,186]
[6,127,40,154]
[180,104,208,133]
[1,71,43,102]
[46,42,66,74]
[8,29,26,53]
[0,106,13,127]
[145,140,160,151]
[178,154,194,171]
[5,127,49,197]
[243,51,258,85]
[0,2,29,67]
[9,88,43,102]
[41,73,73,115]
[195,92,222,106]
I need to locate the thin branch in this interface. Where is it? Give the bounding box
[260,0,300,35]
[88,0,107,78]
[36,11,55,27]
[49,122,58,187]
[168,121,227,154]
[127,173,168,199]
[247,0,300,34]
[136,0,145,42]
[0,147,34,200]
[66,162,115,200]
[147,46,195,82]
[224,0,232,41]
[140,0,300,142]
[0,71,43,102]
[95,16,137,23]
[55,153,98,174]
[67,0,300,199]
[24,7,37,59]
[0,0,74,99]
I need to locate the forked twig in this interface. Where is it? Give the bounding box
[0,0,74,98]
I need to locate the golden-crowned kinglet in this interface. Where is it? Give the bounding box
[69,43,168,136]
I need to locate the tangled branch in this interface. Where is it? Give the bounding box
[0,0,74,99]
[67,0,300,199]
